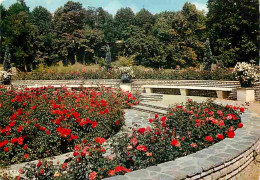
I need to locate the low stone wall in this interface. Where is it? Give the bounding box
[105,111,260,180]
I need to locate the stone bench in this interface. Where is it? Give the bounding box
[142,85,234,99]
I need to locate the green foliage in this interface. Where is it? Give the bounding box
[114,7,136,39]
[112,56,135,67]
[1,0,258,70]
[207,0,259,66]
[13,66,236,81]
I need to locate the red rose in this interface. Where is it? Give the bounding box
[95,137,105,144]
[62,163,67,170]
[227,131,235,138]
[137,128,146,134]
[18,137,24,145]
[91,121,98,128]
[155,114,159,118]
[240,107,245,113]
[3,147,9,152]
[24,154,29,159]
[136,145,147,152]
[11,138,18,144]
[205,136,213,142]
[171,139,181,147]
[237,123,243,128]
[37,161,42,167]
[216,134,224,140]
[46,130,50,135]
[23,145,28,150]
[115,166,125,172]
[40,169,44,174]
[161,116,167,121]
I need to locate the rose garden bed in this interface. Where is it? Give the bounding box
[0,86,246,180]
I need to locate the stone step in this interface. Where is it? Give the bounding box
[132,105,167,115]
[139,102,168,111]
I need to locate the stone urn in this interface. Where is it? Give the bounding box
[121,73,131,83]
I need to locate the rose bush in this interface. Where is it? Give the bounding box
[19,99,244,180]
[0,86,140,165]
[14,67,235,81]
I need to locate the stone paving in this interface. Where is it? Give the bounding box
[124,109,154,128]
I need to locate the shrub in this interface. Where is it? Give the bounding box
[0,86,140,165]
[19,99,244,180]
[13,67,236,81]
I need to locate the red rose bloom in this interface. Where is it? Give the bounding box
[23,145,28,150]
[216,134,224,140]
[237,123,243,128]
[171,139,181,147]
[136,145,147,152]
[24,154,29,159]
[240,107,245,113]
[37,161,42,167]
[95,137,106,144]
[137,128,146,134]
[3,147,9,152]
[18,137,24,145]
[205,136,213,142]
[227,131,235,138]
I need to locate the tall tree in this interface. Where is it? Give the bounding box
[4,0,36,71]
[136,8,155,34]
[207,0,259,66]
[30,6,56,66]
[114,7,136,39]
[53,1,86,64]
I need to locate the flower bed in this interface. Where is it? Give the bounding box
[13,67,235,81]
[16,99,244,180]
[0,86,139,165]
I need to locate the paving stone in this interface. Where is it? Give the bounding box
[146,166,162,172]
[180,166,203,176]
[207,156,225,166]
[125,169,150,179]
[161,170,186,179]
[152,174,175,180]
[104,175,129,180]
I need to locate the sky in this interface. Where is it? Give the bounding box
[1,0,208,15]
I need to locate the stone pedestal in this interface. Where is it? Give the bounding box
[120,83,132,92]
[145,88,152,93]
[216,91,228,99]
[180,89,189,96]
[237,88,255,102]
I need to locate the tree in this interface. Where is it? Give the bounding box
[207,0,259,66]
[30,6,56,66]
[3,1,36,71]
[54,1,86,35]
[0,4,7,64]
[53,1,87,65]
[114,7,136,39]
[136,8,155,34]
